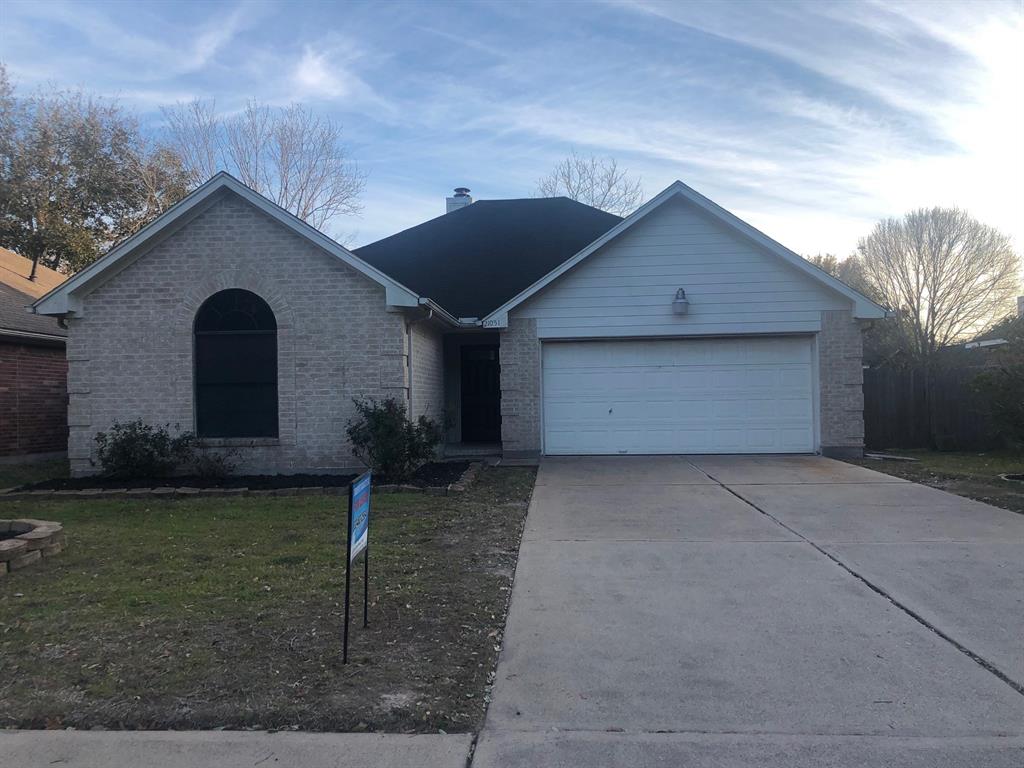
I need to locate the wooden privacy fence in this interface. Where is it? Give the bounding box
[862,364,998,451]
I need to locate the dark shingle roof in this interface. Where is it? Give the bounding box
[0,281,66,339]
[355,198,621,318]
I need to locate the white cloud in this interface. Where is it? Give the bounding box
[288,44,397,119]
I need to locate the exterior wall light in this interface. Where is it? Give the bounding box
[672,288,690,315]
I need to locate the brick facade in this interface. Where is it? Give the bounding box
[66,191,425,476]
[409,321,445,423]
[498,316,542,457]
[0,341,68,458]
[817,309,866,457]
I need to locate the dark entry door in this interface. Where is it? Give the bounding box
[461,345,501,443]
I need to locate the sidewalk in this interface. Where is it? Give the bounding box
[0,730,473,768]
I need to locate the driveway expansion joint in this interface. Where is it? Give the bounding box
[689,461,1024,699]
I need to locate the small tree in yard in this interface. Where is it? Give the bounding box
[346,398,443,481]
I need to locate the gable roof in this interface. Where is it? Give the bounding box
[32,172,423,317]
[355,198,621,319]
[482,180,888,326]
[0,247,68,298]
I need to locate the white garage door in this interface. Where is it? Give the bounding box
[542,337,814,455]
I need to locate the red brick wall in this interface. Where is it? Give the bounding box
[0,341,68,457]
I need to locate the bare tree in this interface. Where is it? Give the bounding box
[857,208,1021,362]
[537,150,643,215]
[161,99,366,229]
[162,99,219,186]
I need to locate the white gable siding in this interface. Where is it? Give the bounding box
[513,197,849,339]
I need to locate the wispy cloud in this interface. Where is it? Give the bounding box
[1,0,1021,255]
[289,44,396,117]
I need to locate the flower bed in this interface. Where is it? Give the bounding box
[0,462,479,501]
[0,519,65,575]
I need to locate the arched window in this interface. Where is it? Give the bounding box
[194,289,278,438]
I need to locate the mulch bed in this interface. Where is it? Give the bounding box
[12,461,470,493]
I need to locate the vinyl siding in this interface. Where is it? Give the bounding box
[513,196,849,338]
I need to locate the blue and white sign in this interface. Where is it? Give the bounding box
[349,472,371,562]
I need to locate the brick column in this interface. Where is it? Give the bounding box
[819,310,866,458]
[499,317,542,458]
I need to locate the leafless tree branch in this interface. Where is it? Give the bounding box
[537,150,643,216]
[161,99,365,229]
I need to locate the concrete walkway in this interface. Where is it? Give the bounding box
[475,455,1024,767]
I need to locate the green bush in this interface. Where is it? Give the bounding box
[94,420,195,478]
[345,397,443,481]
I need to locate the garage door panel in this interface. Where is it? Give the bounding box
[542,337,814,455]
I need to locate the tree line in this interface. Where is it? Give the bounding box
[1,63,1019,373]
[0,63,364,276]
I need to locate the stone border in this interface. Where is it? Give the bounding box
[1,518,65,575]
[0,463,484,502]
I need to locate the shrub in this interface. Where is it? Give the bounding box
[190,449,237,480]
[345,397,443,481]
[94,420,194,478]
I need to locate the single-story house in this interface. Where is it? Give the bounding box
[32,173,885,476]
[1,248,69,461]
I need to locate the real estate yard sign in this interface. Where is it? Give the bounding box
[343,471,371,664]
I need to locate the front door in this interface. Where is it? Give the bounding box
[461,345,501,443]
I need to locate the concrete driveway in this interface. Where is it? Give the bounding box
[474,455,1024,767]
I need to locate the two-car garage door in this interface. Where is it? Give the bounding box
[542,336,814,455]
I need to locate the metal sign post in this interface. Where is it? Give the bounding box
[343,471,371,664]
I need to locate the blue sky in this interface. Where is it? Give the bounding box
[2,0,1022,255]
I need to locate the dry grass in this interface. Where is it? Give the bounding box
[852,450,1024,515]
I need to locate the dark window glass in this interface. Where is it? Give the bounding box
[194,289,278,438]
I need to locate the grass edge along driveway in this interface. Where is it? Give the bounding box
[849,450,1023,515]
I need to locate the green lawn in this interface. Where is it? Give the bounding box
[0,466,536,732]
[0,458,69,490]
[853,449,1024,515]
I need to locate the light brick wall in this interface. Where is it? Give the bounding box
[498,316,542,458]
[818,309,866,457]
[0,341,68,457]
[66,191,411,476]
[409,321,444,423]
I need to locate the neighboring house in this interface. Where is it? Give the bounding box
[0,248,69,460]
[32,173,885,477]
